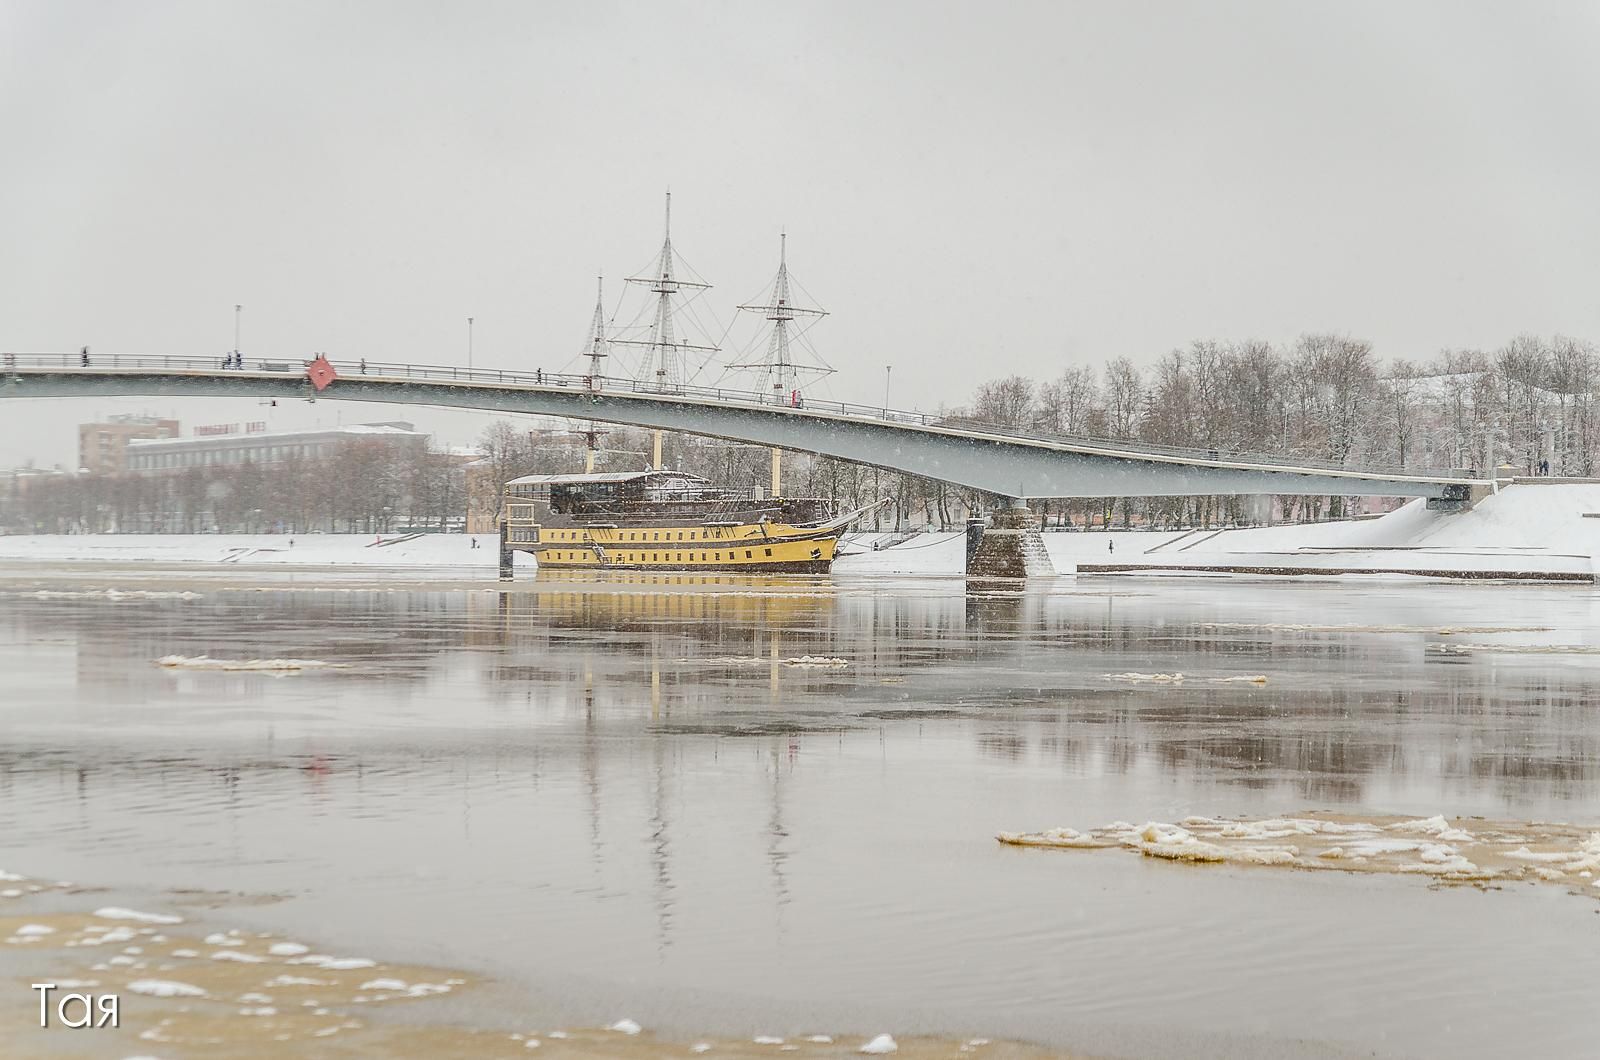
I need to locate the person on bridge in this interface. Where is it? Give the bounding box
[80,347,90,367]
[360,358,367,374]
[1108,540,1115,554]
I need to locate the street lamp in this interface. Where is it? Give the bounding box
[884,364,892,412]
[467,317,474,372]
[234,304,242,360]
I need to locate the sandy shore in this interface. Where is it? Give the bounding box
[0,873,1069,1059]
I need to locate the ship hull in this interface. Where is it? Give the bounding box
[511,527,839,573]
[532,558,832,574]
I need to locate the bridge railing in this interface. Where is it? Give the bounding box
[3,351,1442,480]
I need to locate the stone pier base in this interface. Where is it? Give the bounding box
[498,519,514,580]
[966,507,1064,578]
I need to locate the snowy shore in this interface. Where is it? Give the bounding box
[1,483,1595,581]
[1047,481,1600,582]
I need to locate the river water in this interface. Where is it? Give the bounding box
[1,567,1598,1057]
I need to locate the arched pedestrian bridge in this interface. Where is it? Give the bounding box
[1,353,1478,502]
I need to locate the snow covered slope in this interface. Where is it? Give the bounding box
[1046,482,1600,580]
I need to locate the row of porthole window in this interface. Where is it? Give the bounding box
[542,528,730,543]
[544,548,775,563]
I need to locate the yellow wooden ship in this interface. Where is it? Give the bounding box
[501,469,874,573]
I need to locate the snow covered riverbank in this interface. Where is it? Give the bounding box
[0,529,965,576]
[1,483,1595,581]
[1046,481,1600,581]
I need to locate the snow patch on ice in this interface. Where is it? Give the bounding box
[609,1018,642,1035]
[859,1034,898,1054]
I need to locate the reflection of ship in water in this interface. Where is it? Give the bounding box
[493,572,832,631]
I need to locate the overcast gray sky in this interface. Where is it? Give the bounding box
[5,0,1600,467]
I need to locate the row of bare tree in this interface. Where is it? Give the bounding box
[954,332,1600,526]
[1,438,460,535]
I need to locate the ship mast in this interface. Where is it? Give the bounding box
[615,192,718,391]
[583,275,610,472]
[733,232,830,400]
[586,274,608,388]
[732,232,833,499]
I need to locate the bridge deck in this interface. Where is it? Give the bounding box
[1,354,1480,501]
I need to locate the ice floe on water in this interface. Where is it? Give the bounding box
[999,812,1600,892]
[359,978,408,992]
[8,588,203,601]
[95,907,183,924]
[1202,621,1552,635]
[781,655,851,669]
[1103,672,1268,685]
[1426,641,1600,655]
[1,884,1049,1058]
[211,949,265,962]
[683,655,851,669]
[128,979,206,998]
[154,654,344,672]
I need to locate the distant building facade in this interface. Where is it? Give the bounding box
[78,415,180,474]
[124,421,425,473]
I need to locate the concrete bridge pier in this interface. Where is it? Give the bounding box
[965,500,1065,579]
[498,517,514,581]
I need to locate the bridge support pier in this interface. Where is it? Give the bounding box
[966,501,1063,579]
[498,519,513,581]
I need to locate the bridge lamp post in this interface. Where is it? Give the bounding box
[234,305,242,359]
[884,364,892,413]
[467,317,474,372]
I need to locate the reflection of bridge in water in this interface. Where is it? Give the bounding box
[3,355,1480,502]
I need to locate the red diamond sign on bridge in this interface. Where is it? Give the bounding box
[306,355,337,392]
